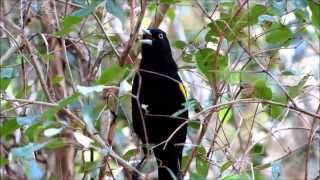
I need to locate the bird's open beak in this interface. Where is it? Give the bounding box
[142,29,152,36]
[141,39,152,46]
[141,29,153,46]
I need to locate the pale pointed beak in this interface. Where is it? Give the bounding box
[142,29,152,36]
[140,39,152,45]
[141,29,153,45]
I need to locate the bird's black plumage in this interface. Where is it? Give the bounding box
[132,29,188,179]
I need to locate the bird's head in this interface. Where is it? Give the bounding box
[141,28,172,57]
[140,28,177,73]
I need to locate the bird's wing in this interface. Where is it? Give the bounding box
[178,82,187,100]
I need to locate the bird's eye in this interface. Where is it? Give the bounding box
[158,33,163,39]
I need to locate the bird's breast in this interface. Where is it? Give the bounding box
[138,75,185,115]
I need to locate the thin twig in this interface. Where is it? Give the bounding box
[182,1,249,177]
[22,36,54,102]
[1,97,57,107]
[0,25,22,64]
[93,14,121,59]
[195,98,320,120]
[120,0,148,66]
[237,40,298,107]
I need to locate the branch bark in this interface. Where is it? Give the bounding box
[119,0,147,66]
[37,0,73,179]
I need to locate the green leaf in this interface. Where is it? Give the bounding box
[160,0,180,3]
[174,40,187,49]
[308,0,320,28]
[42,92,80,120]
[123,148,138,161]
[81,105,97,133]
[55,92,80,108]
[269,95,287,119]
[217,55,229,80]
[294,9,307,22]
[250,144,266,166]
[181,149,192,170]
[196,147,209,177]
[77,85,105,95]
[195,48,215,80]
[269,104,283,119]
[222,174,248,180]
[254,78,272,100]
[119,93,132,124]
[182,54,193,62]
[242,4,267,26]
[167,8,176,21]
[188,120,200,129]
[207,20,225,37]
[196,48,229,82]
[218,107,232,123]
[288,75,309,98]
[220,160,234,173]
[43,127,63,137]
[40,53,54,61]
[240,71,257,83]
[25,123,44,142]
[228,72,240,85]
[205,30,218,42]
[52,76,64,85]
[0,78,11,91]
[190,172,205,180]
[15,85,31,99]
[281,70,295,76]
[0,38,10,56]
[148,2,157,12]
[0,67,15,90]
[265,24,293,46]
[0,155,8,166]
[79,161,99,173]
[97,65,129,85]
[0,118,20,138]
[105,0,125,22]
[56,16,82,36]
[45,138,66,149]
[72,1,102,18]
[218,95,232,123]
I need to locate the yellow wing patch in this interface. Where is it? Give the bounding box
[179,83,187,99]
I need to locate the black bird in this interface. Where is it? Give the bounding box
[132,29,188,179]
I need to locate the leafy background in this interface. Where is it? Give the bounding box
[0,0,319,179]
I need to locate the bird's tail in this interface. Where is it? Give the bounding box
[155,147,182,180]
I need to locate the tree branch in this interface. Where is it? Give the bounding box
[119,0,147,66]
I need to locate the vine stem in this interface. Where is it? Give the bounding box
[304,104,320,180]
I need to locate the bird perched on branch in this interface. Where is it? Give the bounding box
[132,29,188,179]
